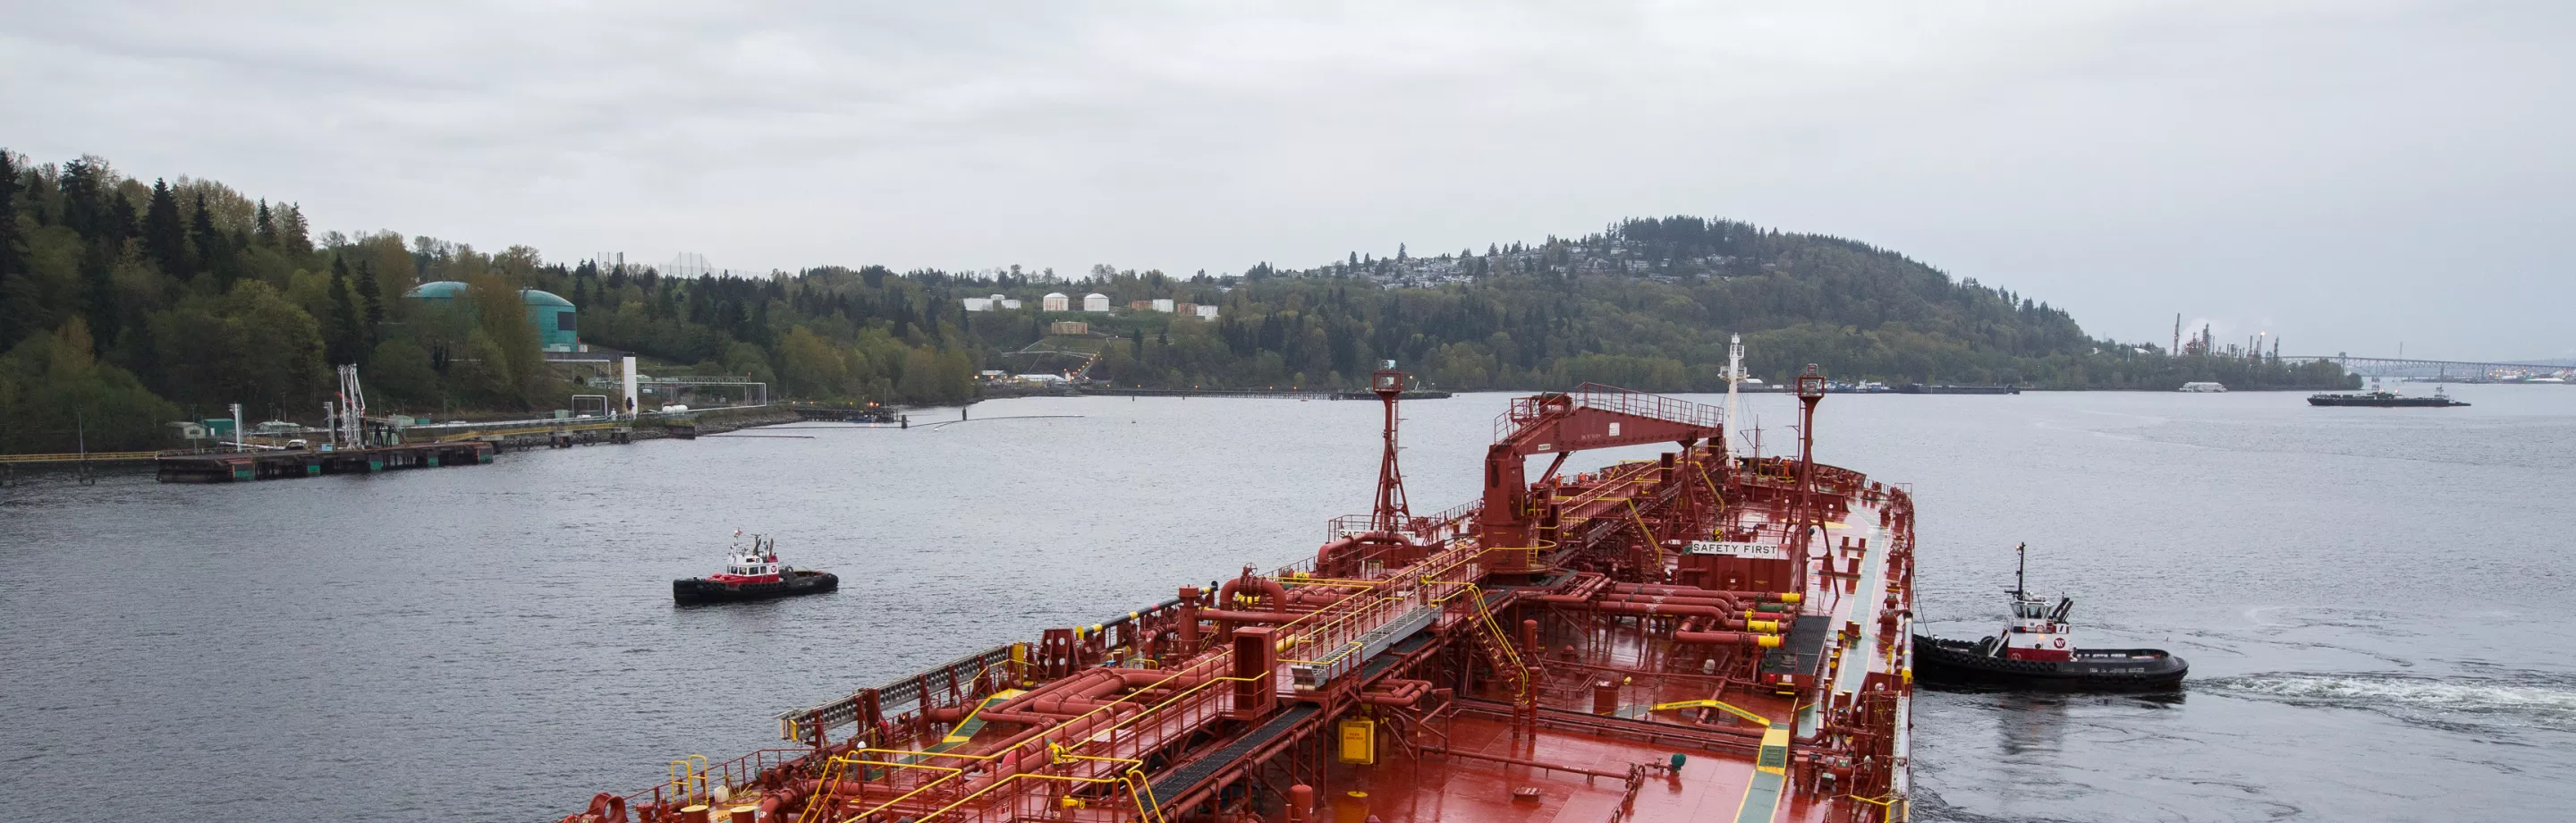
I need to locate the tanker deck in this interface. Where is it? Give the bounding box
[564,376,1915,823]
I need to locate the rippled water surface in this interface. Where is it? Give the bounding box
[6,385,2572,821]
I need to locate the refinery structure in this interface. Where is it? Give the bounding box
[565,368,1916,823]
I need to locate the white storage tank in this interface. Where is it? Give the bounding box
[1042,293,1071,311]
[1082,293,1111,312]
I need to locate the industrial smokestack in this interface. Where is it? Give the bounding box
[622,356,640,419]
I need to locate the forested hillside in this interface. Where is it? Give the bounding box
[0,151,2344,452]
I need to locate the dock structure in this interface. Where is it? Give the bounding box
[1079,387,1454,400]
[786,406,903,424]
[155,441,496,482]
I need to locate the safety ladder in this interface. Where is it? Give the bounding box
[1460,590,1538,735]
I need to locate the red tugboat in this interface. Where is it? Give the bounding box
[672,532,838,606]
[1915,543,2187,691]
[572,368,1921,823]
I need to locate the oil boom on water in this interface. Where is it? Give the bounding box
[564,367,1919,823]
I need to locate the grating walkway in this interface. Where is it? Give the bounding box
[1146,704,1322,801]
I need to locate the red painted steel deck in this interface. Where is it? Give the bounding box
[562,383,1915,823]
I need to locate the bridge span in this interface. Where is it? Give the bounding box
[2284,354,2573,379]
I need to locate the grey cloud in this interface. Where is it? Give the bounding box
[4,0,2568,356]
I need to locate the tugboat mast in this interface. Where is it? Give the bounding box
[2014,541,2029,598]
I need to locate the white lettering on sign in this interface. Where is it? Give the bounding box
[1608,422,1622,437]
[1535,443,1552,452]
[1687,540,1785,559]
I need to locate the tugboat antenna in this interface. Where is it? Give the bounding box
[2015,541,2029,598]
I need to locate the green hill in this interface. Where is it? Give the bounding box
[0,151,2346,452]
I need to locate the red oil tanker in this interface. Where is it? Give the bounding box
[564,369,1917,823]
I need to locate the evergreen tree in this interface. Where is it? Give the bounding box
[327,263,366,366]
[278,204,310,254]
[58,157,106,241]
[0,149,27,350]
[353,259,385,335]
[110,191,138,246]
[254,199,275,247]
[142,179,187,278]
[80,244,117,354]
[190,191,230,286]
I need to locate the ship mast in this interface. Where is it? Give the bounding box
[1723,333,1745,454]
[1369,363,1411,532]
[1793,364,1826,589]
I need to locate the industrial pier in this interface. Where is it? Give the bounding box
[153,440,498,482]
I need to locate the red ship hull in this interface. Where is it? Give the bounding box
[569,383,1918,823]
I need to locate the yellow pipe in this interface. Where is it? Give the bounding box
[1648,699,1775,727]
[842,674,1266,821]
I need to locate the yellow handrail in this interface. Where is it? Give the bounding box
[831,671,1264,821]
[1429,581,1529,700]
[1623,499,1665,570]
[1645,699,1773,727]
[826,539,1533,821]
[1848,793,1906,823]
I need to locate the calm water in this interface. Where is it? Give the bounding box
[6,386,2573,821]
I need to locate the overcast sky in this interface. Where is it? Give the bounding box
[7,2,2570,359]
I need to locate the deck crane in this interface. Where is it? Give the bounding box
[1479,385,1725,569]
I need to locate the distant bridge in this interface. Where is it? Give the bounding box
[2284,355,2574,379]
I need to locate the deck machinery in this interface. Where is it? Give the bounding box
[567,373,1915,823]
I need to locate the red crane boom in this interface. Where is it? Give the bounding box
[1479,384,1724,556]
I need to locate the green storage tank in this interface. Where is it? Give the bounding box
[404,282,579,352]
[521,288,577,352]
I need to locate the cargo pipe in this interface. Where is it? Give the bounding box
[1589,596,1789,623]
[987,666,1221,723]
[1673,630,1783,648]
[1358,678,1433,707]
[1198,607,1307,624]
[934,710,1126,797]
[752,779,871,820]
[1611,582,1801,604]
[979,699,1141,725]
[1592,592,1801,615]
[1591,591,1750,609]
[1581,600,1784,632]
[983,670,1123,720]
[1217,573,1290,610]
[1284,588,1359,607]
